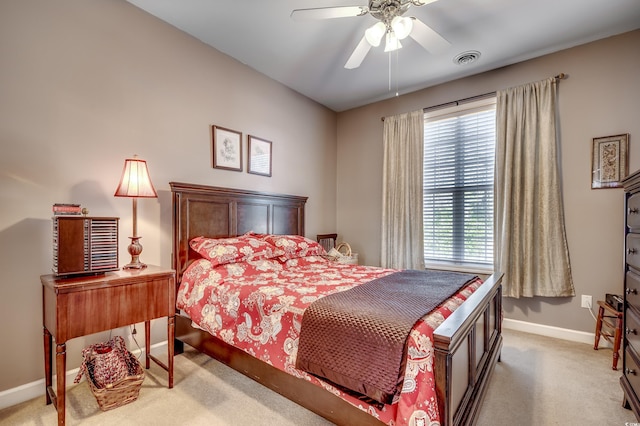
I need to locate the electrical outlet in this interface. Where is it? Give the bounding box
[581,295,592,309]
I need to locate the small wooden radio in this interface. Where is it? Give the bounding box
[52,216,119,276]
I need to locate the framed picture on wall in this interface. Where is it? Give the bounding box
[591,133,629,189]
[248,135,272,177]
[212,125,242,171]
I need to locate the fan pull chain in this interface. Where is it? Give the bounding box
[388,48,400,96]
[395,49,399,96]
[388,50,391,92]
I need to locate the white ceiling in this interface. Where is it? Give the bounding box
[126,0,640,112]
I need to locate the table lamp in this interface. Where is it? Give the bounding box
[114,155,157,269]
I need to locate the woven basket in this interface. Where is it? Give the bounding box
[88,351,144,411]
[75,337,145,411]
[334,242,359,265]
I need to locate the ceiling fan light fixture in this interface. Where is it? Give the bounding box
[391,16,413,40]
[384,31,402,52]
[365,22,386,47]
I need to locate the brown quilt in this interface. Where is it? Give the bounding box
[295,269,477,404]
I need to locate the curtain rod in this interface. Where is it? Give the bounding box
[381,73,567,121]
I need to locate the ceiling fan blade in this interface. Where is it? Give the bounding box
[409,17,450,54]
[291,6,368,21]
[410,0,440,6]
[344,35,372,69]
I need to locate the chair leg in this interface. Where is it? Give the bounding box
[594,305,604,350]
[613,316,622,370]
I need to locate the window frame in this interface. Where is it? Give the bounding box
[422,96,496,274]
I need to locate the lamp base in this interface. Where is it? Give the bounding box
[123,236,147,270]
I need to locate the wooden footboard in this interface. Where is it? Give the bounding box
[171,182,503,426]
[434,272,503,426]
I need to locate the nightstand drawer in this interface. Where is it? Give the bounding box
[43,269,174,342]
[63,278,171,339]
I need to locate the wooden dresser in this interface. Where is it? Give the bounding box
[622,169,640,419]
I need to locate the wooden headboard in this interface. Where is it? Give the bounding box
[170,182,308,282]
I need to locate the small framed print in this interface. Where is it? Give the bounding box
[248,135,272,177]
[212,125,242,171]
[591,133,629,189]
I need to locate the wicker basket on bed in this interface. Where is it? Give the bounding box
[75,336,145,411]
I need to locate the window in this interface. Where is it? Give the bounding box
[423,97,496,269]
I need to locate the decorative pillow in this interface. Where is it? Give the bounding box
[190,235,283,267]
[262,234,326,261]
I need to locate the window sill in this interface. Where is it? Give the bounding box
[424,261,493,277]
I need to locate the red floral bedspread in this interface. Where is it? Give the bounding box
[176,255,481,426]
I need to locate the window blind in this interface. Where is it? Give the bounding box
[423,98,496,267]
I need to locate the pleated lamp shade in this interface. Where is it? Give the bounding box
[114,156,156,269]
[114,157,157,198]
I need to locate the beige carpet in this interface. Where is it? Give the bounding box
[477,328,636,426]
[0,329,636,425]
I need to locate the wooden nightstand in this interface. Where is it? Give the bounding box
[41,266,176,425]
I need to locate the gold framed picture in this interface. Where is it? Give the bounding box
[591,133,629,189]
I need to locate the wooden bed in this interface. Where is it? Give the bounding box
[170,181,503,426]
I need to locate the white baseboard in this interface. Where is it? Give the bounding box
[0,367,82,412]
[0,341,168,411]
[503,318,609,348]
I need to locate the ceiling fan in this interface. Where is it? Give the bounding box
[291,0,451,69]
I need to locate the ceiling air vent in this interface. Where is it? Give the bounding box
[454,51,481,66]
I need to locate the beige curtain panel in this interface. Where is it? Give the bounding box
[495,77,575,298]
[381,110,425,270]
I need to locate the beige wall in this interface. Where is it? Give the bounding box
[0,1,337,391]
[337,30,640,333]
